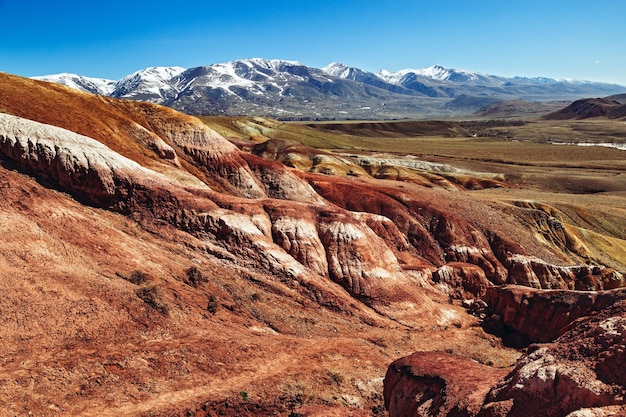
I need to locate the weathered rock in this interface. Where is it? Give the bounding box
[384,351,509,417]
[385,300,626,417]
[565,406,626,416]
[308,176,510,284]
[483,285,626,343]
[432,262,491,299]
[0,112,170,207]
[241,152,324,203]
[479,300,626,416]
[489,233,624,291]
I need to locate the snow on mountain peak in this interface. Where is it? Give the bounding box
[377,65,501,85]
[242,57,303,67]
[116,66,186,89]
[32,73,117,95]
[30,59,626,119]
[113,66,186,100]
[322,62,356,79]
[232,58,306,75]
[417,65,455,80]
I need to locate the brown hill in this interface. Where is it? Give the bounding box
[0,72,625,416]
[303,120,470,138]
[472,100,570,119]
[606,93,626,104]
[544,97,626,120]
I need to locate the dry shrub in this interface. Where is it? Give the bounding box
[116,270,149,285]
[207,295,218,314]
[135,284,169,316]
[186,266,208,287]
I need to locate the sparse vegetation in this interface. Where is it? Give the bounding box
[206,294,218,314]
[128,270,149,285]
[326,369,345,386]
[116,270,149,285]
[135,283,170,316]
[278,380,319,406]
[185,266,208,287]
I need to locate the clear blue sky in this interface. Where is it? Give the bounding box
[2,0,625,85]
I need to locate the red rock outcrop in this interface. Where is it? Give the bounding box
[384,351,509,417]
[0,112,171,207]
[432,262,491,299]
[0,112,427,313]
[478,299,626,417]
[482,285,626,343]
[384,299,626,417]
[3,108,621,313]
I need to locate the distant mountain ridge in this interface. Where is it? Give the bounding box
[33,58,626,120]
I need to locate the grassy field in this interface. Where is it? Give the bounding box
[200,116,626,169]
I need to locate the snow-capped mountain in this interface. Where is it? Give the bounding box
[378,65,503,84]
[32,59,626,119]
[32,73,116,96]
[322,62,416,95]
[172,59,311,99]
[111,66,186,102]
[164,58,413,117]
[323,62,376,81]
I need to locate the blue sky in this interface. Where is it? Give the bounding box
[2,0,625,85]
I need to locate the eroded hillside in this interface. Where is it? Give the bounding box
[0,73,624,416]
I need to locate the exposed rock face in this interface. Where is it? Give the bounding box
[1,108,622,312]
[0,112,167,206]
[0,113,421,310]
[384,351,509,417]
[432,262,491,299]
[479,300,626,417]
[384,298,626,417]
[565,406,626,416]
[483,285,626,343]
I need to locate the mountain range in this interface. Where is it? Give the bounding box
[33,59,626,120]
